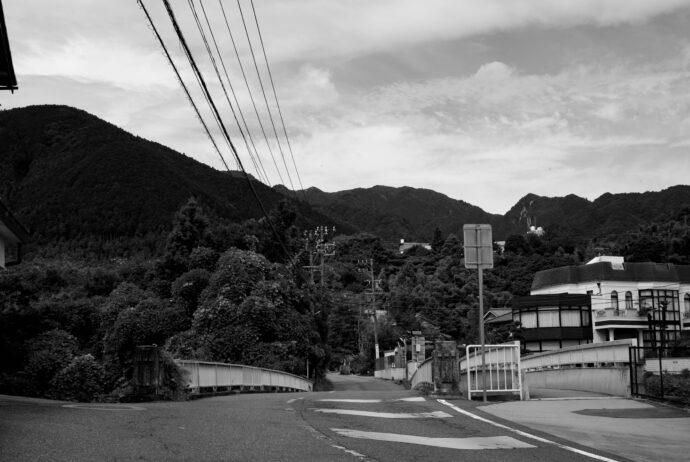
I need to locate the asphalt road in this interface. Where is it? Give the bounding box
[0,374,631,461]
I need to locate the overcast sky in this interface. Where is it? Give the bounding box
[3,0,690,214]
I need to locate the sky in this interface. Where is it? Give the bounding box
[2,0,690,214]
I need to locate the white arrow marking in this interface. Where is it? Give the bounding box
[313,409,451,419]
[331,428,535,450]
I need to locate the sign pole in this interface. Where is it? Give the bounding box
[463,224,493,403]
[478,266,487,402]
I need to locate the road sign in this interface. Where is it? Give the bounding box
[463,224,493,269]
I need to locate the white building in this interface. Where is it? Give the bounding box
[530,256,690,347]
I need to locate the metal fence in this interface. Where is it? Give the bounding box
[629,346,690,403]
[462,343,521,400]
[177,360,313,393]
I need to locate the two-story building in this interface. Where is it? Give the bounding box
[0,200,29,269]
[513,256,690,352]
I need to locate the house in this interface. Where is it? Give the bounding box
[398,239,431,254]
[0,199,29,268]
[512,293,593,352]
[513,256,690,351]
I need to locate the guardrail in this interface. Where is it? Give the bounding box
[409,357,433,389]
[521,339,635,371]
[177,360,313,393]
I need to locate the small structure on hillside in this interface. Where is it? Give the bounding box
[0,199,29,268]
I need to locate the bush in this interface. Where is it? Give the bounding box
[50,354,105,402]
[158,351,189,401]
[23,329,79,396]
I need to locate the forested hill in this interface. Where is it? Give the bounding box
[301,185,508,241]
[504,186,690,239]
[2,105,689,251]
[0,105,340,248]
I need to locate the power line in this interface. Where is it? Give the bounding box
[137,0,232,172]
[236,0,296,196]
[187,0,269,184]
[159,0,296,266]
[217,0,286,188]
[249,0,307,201]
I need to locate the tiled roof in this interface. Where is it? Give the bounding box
[532,261,690,291]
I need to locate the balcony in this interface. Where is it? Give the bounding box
[595,307,647,322]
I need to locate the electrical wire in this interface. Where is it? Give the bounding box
[236,0,297,196]
[249,0,307,201]
[217,0,286,188]
[137,0,232,171]
[160,0,296,267]
[187,0,268,184]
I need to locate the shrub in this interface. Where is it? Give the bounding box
[158,351,189,401]
[23,329,79,396]
[50,354,105,402]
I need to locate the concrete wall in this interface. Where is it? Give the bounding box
[645,358,690,374]
[525,367,630,397]
[375,367,405,381]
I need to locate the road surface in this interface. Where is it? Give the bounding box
[0,373,632,461]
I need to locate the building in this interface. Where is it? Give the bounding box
[516,256,690,351]
[512,293,592,352]
[398,239,431,254]
[0,199,28,268]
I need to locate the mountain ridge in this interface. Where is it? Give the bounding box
[2,105,689,248]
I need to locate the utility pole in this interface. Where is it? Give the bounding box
[359,258,381,360]
[302,226,336,287]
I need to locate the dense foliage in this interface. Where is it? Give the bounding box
[1,106,689,401]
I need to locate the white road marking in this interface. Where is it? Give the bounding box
[313,409,451,419]
[331,428,535,450]
[438,400,621,462]
[316,397,426,403]
[62,404,145,411]
[286,398,303,404]
[302,425,374,461]
[317,399,382,403]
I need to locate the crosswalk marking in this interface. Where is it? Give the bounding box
[331,428,536,450]
[313,409,451,419]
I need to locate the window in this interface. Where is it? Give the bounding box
[625,291,633,310]
[520,312,537,328]
[611,291,619,310]
[561,310,582,327]
[538,309,560,328]
[685,294,690,316]
[639,289,680,322]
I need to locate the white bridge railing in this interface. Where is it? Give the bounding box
[521,339,635,371]
[409,357,433,390]
[177,360,313,393]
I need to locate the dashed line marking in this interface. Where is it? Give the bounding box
[287,398,303,404]
[438,399,621,462]
[313,409,451,419]
[331,428,535,450]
